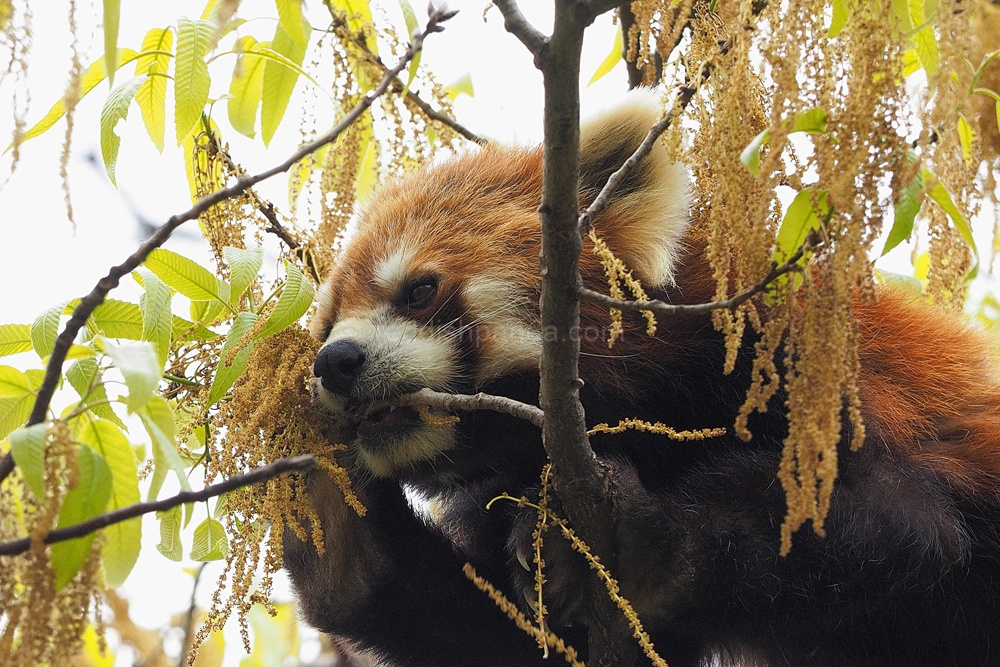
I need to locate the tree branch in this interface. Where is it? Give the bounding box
[493,0,549,58]
[0,9,455,486]
[580,234,815,316]
[0,455,316,557]
[396,388,544,428]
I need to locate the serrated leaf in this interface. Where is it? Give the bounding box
[101,338,160,413]
[882,168,924,256]
[276,0,308,48]
[30,302,67,360]
[957,113,974,167]
[101,75,147,187]
[136,268,173,370]
[588,27,622,87]
[228,36,267,138]
[925,170,979,279]
[908,0,938,77]
[208,312,258,407]
[156,505,183,560]
[172,315,219,341]
[90,299,144,340]
[145,248,232,304]
[135,28,174,152]
[0,365,31,398]
[190,517,229,561]
[190,299,227,326]
[14,48,139,151]
[776,187,831,262]
[445,72,475,99]
[174,18,215,144]
[52,445,112,590]
[261,20,308,146]
[65,344,96,360]
[0,324,32,358]
[0,368,38,441]
[78,418,141,587]
[255,263,314,340]
[140,395,191,502]
[103,0,121,86]
[9,423,47,500]
[66,358,126,429]
[902,49,921,77]
[223,247,264,301]
[828,0,851,38]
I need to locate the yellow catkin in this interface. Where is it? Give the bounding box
[533,464,553,654]
[462,563,584,667]
[589,228,657,345]
[588,418,726,441]
[416,404,461,428]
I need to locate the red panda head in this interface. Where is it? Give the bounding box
[311,90,690,477]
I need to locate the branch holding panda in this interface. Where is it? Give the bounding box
[396,388,545,429]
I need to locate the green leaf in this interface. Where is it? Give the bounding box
[741,107,829,177]
[776,187,831,262]
[190,517,229,561]
[0,324,32,358]
[100,74,147,187]
[255,262,314,339]
[134,27,174,152]
[136,268,173,370]
[78,418,141,587]
[902,48,921,77]
[397,0,421,92]
[261,20,308,146]
[172,315,219,341]
[66,358,126,429]
[445,72,475,99]
[190,299,227,325]
[925,170,979,279]
[957,113,974,167]
[331,0,376,53]
[103,0,121,86]
[276,0,308,48]
[145,248,231,304]
[9,423,47,500]
[100,339,160,413]
[828,0,851,37]
[882,168,924,256]
[0,370,40,441]
[740,130,770,177]
[588,27,622,87]
[227,36,268,139]
[156,505,183,561]
[0,365,32,398]
[174,18,215,145]
[52,445,112,590]
[14,48,140,151]
[140,395,191,501]
[208,312,258,407]
[223,246,264,301]
[30,302,67,360]
[908,0,939,77]
[90,299,144,339]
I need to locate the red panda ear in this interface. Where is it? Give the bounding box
[580,88,690,286]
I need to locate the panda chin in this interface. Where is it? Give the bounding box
[354,414,457,478]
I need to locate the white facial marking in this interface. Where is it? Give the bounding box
[463,277,541,382]
[373,246,415,291]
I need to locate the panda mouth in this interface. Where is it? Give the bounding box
[356,402,420,436]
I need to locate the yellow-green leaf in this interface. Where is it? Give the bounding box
[0,365,31,399]
[52,445,112,590]
[330,0,375,52]
[397,0,420,92]
[0,324,32,358]
[828,0,851,38]
[255,262,314,340]
[223,246,264,300]
[136,268,173,370]
[228,36,268,139]
[882,167,924,256]
[78,418,141,587]
[145,248,231,304]
[140,395,191,501]
[135,27,174,152]
[740,130,770,177]
[9,423,47,500]
[208,311,257,407]
[908,0,938,77]
[354,131,379,204]
[190,517,229,561]
[261,20,308,147]
[287,142,328,210]
[588,27,622,87]
[101,74,147,187]
[100,338,160,413]
[30,302,67,360]
[0,370,40,441]
[445,72,475,99]
[902,48,921,77]
[156,505,183,561]
[91,298,144,340]
[925,169,979,279]
[15,49,139,150]
[104,0,121,86]
[276,0,308,48]
[174,18,215,145]
[66,358,126,429]
[957,113,974,167]
[776,187,831,262]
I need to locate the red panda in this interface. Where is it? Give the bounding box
[283,91,1000,667]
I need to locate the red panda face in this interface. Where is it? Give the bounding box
[311,91,691,478]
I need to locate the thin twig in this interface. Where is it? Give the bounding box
[580,236,814,317]
[0,455,316,557]
[396,387,544,429]
[178,562,207,667]
[0,10,455,486]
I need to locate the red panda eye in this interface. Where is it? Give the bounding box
[406,280,437,308]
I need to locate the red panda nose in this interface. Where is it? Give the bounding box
[314,339,366,396]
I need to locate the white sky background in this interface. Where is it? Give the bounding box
[0,1,629,665]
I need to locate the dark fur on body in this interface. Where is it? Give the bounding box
[284,95,1000,666]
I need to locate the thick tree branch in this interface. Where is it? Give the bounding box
[397,388,544,428]
[0,10,454,486]
[0,455,316,557]
[493,1,549,58]
[581,235,815,316]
